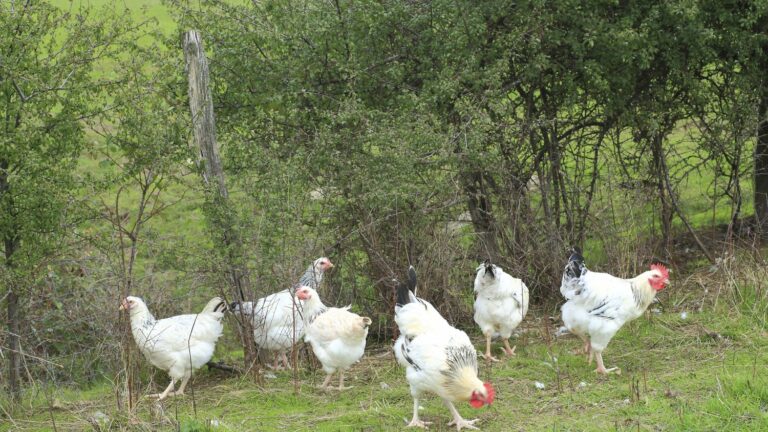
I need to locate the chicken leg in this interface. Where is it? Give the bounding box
[150,379,176,400]
[479,331,500,362]
[337,370,353,391]
[406,397,432,428]
[502,338,517,356]
[171,375,191,397]
[271,352,284,370]
[281,351,291,369]
[594,351,620,374]
[444,399,479,431]
[318,372,334,389]
[572,334,590,355]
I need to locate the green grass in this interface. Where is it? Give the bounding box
[4,294,766,431]
[49,0,175,33]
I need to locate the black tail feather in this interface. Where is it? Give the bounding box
[396,266,418,307]
[396,281,412,307]
[407,266,417,293]
[565,247,587,279]
[483,258,495,278]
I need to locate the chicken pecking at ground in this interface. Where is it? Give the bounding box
[231,257,333,369]
[560,247,670,374]
[394,266,495,431]
[301,286,371,391]
[121,296,227,400]
[473,260,529,362]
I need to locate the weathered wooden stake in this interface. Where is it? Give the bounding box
[183,30,259,374]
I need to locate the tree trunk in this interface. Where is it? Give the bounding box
[6,287,21,402]
[461,170,500,263]
[659,145,716,264]
[755,90,768,237]
[651,134,673,253]
[183,30,259,373]
[2,156,21,402]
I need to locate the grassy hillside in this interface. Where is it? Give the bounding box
[50,0,174,32]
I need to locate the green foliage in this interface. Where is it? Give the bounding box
[0,0,161,278]
[164,1,704,299]
[1,2,93,273]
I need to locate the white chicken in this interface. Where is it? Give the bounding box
[394,267,495,431]
[301,286,371,391]
[233,257,333,369]
[560,247,670,374]
[473,260,529,361]
[121,296,226,400]
[393,266,448,358]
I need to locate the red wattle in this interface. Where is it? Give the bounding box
[484,382,496,404]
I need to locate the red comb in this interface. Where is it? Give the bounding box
[650,263,669,279]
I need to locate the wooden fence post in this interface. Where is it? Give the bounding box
[183,30,259,374]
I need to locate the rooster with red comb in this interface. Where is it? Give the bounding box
[560,247,670,374]
[394,266,495,430]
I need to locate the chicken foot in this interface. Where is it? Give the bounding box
[270,352,285,370]
[151,375,191,400]
[337,370,353,390]
[149,379,176,400]
[318,373,334,389]
[316,370,353,391]
[480,332,500,362]
[444,399,479,431]
[170,376,191,397]
[594,351,620,375]
[502,338,517,356]
[405,397,432,428]
[269,351,293,370]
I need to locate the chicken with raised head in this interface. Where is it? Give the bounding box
[121,296,227,400]
[231,257,333,369]
[394,267,495,430]
[297,256,334,290]
[301,286,370,391]
[560,247,670,374]
[473,260,529,361]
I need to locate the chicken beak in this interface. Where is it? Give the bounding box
[119,299,128,311]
